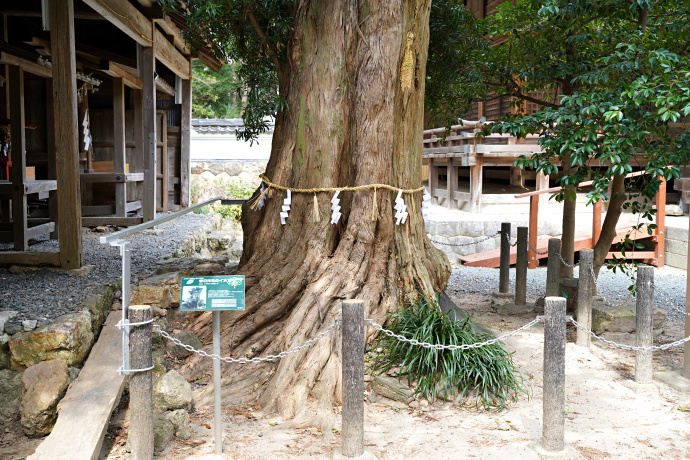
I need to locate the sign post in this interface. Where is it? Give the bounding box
[180,275,245,456]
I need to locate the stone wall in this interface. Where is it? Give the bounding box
[190,160,267,203]
[664,225,687,270]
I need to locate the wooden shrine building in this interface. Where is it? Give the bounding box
[0,0,221,269]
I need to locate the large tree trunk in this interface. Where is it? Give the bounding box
[184,0,449,419]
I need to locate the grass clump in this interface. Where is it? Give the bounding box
[369,294,528,411]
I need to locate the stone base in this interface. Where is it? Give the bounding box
[492,290,514,299]
[528,442,579,460]
[654,370,690,392]
[622,379,659,394]
[492,298,535,315]
[331,447,377,460]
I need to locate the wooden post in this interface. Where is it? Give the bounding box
[128,305,153,460]
[685,209,690,379]
[546,239,561,297]
[543,297,567,452]
[341,299,364,458]
[45,78,58,240]
[592,199,602,247]
[576,249,593,347]
[515,227,527,306]
[510,166,524,187]
[654,176,666,267]
[446,157,457,209]
[113,77,127,217]
[8,65,27,251]
[51,0,82,268]
[499,222,511,294]
[635,266,654,384]
[133,88,144,204]
[528,195,539,269]
[536,171,549,209]
[429,160,438,205]
[141,41,156,222]
[179,72,192,208]
[469,154,483,213]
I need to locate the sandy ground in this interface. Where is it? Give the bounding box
[93,291,690,460]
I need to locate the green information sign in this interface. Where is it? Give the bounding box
[180,276,245,311]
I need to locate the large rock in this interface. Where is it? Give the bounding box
[155,256,230,276]
[0,369,23,426]
[165,330,204,359]
[153,370,192,412]
[130,272,183,310]
[9,311,94,369]
[80,286,115,335]
[592,304,666,334]
[371,375,414,404]
[166,409,191,440]
[19,360,70,437]
[153,414,175,452]
[0,311,18,333]
[0,333,10,370]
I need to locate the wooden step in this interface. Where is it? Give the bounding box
[29,312,126,460]
[458,222,655,268]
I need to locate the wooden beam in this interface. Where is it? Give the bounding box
[180,75,192,207]
[82,205,115,216]
[469,154,483,213]
[142,41,156,221]
[0,251,60,267]
[160,111,168,211]
[155,77,175,96]
[0,51,52,78]
[82,217,143,227]
[26,222,55,239]
[101,61,142,89]
[51,0,82,269]
[153,28,189,79]
[132,87,144,204]
[81,0,151,48]
[127,200,142,212]
[113,77,127,217]
[79,173,144,183]
[154,14,189,54]
[8,65,27,250]
[46,77,59,240]
[528,195,539,269]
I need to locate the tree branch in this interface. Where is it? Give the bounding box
[244,5,285,85]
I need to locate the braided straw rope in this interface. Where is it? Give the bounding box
[251,174,426,210]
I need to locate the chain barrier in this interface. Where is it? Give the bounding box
[557,251,576,268]
[654,288,690,317]
[568,316,690,351]
[503,232,518,247]
[587,266,634,308]
[154,322,339,364]
[527,239,549,255]
[367,316,543,350]
[428,231,500,247]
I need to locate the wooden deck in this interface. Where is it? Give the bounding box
[459,222,659,268]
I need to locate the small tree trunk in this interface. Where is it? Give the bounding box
[593,174,627,277]
[559,153,576,279]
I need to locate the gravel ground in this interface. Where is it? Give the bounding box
[448,263,689,324]
[0,213,212,324]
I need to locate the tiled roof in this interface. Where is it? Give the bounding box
[191,118,275,134]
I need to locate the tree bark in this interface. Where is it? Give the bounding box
[184,0,449,419]
[592,174,627,277]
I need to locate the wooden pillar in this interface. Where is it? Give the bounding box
[446,157,457,209]
[469,154,483,213]
[51,0,82,268]
[141,42,156,222]
[592,199,602,247]
[8,65,27,251]
[510,166,524,187]
[429,160,438,205]
[180,70,192,208]
[45,78,58,239]
[113,77,127,217]
[654,176,666,267]
[132,88,144,204]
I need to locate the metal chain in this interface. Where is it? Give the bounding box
[154,322,339,364]
[656,289,690,317]
[527,239,549,255]
[503,232,518,247]
[366,316,543,350]
[587,266,634,308]
[428,231,500,247]
[568,317,690,351]
[557,251,576,268]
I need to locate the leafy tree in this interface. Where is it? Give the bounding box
[157,0,450,418]
[429,0,690,276]
[191,61,242,119]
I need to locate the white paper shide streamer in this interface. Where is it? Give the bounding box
[421,188,431,221]
[82,109,92,151]
[280,189,291,225]
[257,182,266,210]
[394,190,408,225]
[330,190,341,224]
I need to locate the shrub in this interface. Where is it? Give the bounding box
[369,294,528,411]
